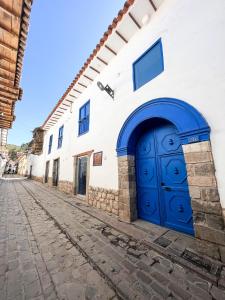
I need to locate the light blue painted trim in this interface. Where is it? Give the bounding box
[57,125,64,149]
[78,100,90,136]
[116,98,210,156]
[133,38,164,91]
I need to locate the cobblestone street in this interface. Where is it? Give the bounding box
[0,178,225,300]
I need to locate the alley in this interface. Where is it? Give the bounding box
[0,178,225,300]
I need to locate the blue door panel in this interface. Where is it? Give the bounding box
[137,188,161,225]
[136,120,194,235]
[160,155,188,188]
[136,158,157,187]
[162,189,194,235]
[136,130,155,158]
[155,123,182,155]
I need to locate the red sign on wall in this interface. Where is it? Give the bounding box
[93,151,103,166]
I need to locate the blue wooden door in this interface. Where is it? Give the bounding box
[136,120,194,235]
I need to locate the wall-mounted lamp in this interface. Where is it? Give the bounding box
[0,112,4,117]
[97,81,114,99]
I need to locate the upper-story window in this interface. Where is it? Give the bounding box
[78,101,90,135]
[133,39,164,90]
[48,134,53,154]
[58,125,64,148]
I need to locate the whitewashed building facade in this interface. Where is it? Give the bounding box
[28,0,225,261]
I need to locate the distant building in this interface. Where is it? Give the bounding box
[17,153,28,176]
[28,0,225,262]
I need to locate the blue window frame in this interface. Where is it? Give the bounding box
[58,125,64,148]
[78,101,90,135]
[133,39,164,90]
[48,135,53,154]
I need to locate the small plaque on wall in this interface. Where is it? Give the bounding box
[93,151,103,166]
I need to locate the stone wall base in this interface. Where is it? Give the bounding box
[31,176,43,183]
[183,141,225,262]
[44,177,53,187]
[88,186,119,216]
[58,180,73,194]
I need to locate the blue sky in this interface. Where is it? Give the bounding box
[8,0,125,145]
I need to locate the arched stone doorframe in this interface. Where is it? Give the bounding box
[116,98,225,260]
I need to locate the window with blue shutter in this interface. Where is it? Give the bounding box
[48,135,53,154]
[58,125,64,148]
[133,39,164,90]
[78,101,90,135]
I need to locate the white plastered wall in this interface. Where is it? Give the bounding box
[33,0,225,208]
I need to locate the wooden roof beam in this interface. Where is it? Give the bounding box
[0,79,15,88]
[78,82,87,88]
[68,94,77,99]
[0,3,21,18]
[0,22,19,38]
[0,115,14,121]
[0,72,14,82]
[115,30,128,43]
[128,12,141,29]
[0,98,12,105]
[105,45,117,55]
[149,0,157,11]
[0,85,19,96]
[0,74,14,83]
[89,66,100,74]
[96,56,108,65]
[0,56,17,65]
[0,120,11,127]
[73,88,82,94]
[83,74,93,82]
[0,65,15,75]
[57,107,67,111]
[0,40,18,52]
[0,91,17,100]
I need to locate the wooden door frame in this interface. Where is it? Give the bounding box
[73,150,93,200]
[44,160,50,183]
[52,158,60,186]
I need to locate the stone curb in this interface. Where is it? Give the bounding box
[29,180,225,287]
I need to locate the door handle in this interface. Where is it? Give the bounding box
[161,182,171,191]
[164,186,171,191]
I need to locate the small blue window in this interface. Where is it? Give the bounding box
[78,101,90,135]
[48,135,53,154]
[133,39,164,90]
[58,125,64,148]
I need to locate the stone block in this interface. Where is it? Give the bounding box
[189,186,201,199]
[219,246,225,263]
[184,152,212,163]
[210,285,225,300]
[201,188,220,202]
[186,164,195,176]
[187,176,216,187]
[195,224,225,246]
[192,199,222,215]
[113,201,119,210]
[193,239,220,260]
[112,208,118,215]
[205,214,224,230]
[194,163,215,176]
[193,211,206,225]
[182,141,211,153]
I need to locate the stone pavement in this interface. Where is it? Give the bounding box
[0,179,116,300]
[0,178,225,299]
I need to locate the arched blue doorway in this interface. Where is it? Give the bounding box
[116,98,210,235]
[136,118,193,234]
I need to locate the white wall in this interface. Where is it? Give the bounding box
[33,0,225,207]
